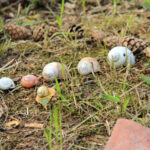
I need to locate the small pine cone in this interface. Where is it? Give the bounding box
[33,23,58,41]
[91,29,105,41]
[48,26,58,37]
[119,36,148,54]
[103,36,119,48]
[4,24,32,40]
[68,23,84,39]
[91,30,119,48]
[33,23,46,41]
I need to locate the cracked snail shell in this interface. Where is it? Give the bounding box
[77,57,100,75]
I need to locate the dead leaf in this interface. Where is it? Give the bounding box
[5,120,20,129]
[37,97,50,109]
[23,14,40,24]
[36,88,56,109]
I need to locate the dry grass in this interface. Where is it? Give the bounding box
[0,0,150,149]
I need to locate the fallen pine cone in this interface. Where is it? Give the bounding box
[33,23,46,41]
[103,36,120,48]
[33,23,58,41]
[91,29,149,55]
[91,29,106,41]
[4,24,32,40]
[91,29,119,48]
[120,36,148,54]
[68,23,84,39]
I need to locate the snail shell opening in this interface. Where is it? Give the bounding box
[108,46,135,68]
[109,52,120,62]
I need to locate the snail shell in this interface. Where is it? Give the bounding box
[108,46,135,68]
[21,75,39,88]
[77,57,100,75]
[37,86,49,97]
[42,62,69,81]
[0,77,15,90]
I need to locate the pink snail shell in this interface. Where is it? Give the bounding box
[21,75,39,88]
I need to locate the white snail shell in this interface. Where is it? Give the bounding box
[42,62,69,81]
[108,46,135,68]
[77,57,100,75]
[0,77,15,90]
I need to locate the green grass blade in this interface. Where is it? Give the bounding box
[53,105,59,144]
[138,73,150,85]
[58,104,62,150]
[49,111,53,150]
[123,97,130,112]
[82,0,86,13]
[60,0,65,19]
[56,15,61,28]
[55,76,65,100]
[44,129,49,142]
[144,0,150,5]
[102,94,121,103]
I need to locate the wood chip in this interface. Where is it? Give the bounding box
[24,123,44,129]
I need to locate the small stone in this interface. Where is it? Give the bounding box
[104,119,150,150]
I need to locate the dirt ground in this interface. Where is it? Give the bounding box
[0,0,150,149]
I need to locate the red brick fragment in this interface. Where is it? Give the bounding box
[104,119,150,150]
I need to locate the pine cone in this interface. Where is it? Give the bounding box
[91,30,149,54]
[48,26,58,37]
[120,36,148,54]
[103,36,119,48]
[33,23,46,41]
[91,29,119,47]
[103,36,148,54]
[68,23,84,39]
[33,23,58,41]
[91,29,105,41]
[4,24,32,40]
